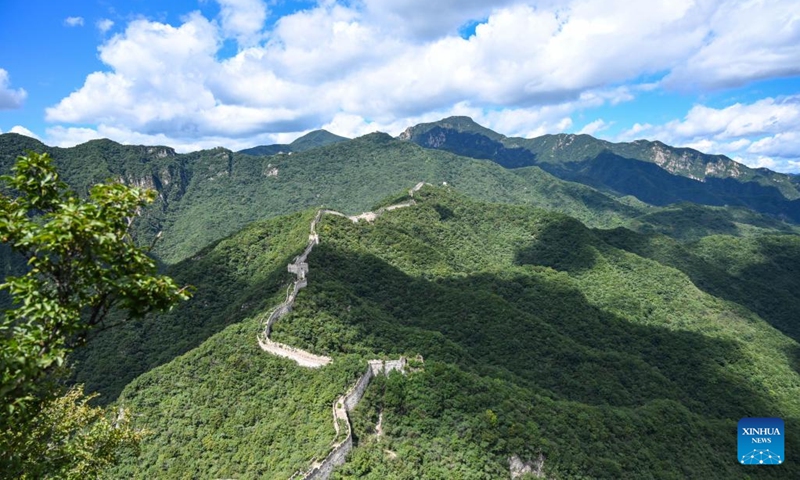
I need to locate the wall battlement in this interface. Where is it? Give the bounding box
[258,185,426,479]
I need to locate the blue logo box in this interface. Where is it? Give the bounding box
[738,418,784,465]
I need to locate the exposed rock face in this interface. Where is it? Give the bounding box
[398,127,414,141]
[146,147,175,158]
[509,453,545,479]
[426,131,448,148]
[651,144,742,181]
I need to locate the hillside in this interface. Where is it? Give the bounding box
[400,117,800,220]
[238,129,349,156]
[70,186,800,479]
[2,132,795,269]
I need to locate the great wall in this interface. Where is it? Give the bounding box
[257,183,426,480]
[257,182,545,479]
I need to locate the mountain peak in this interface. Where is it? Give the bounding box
[289,129,349,152]
[398,116,505,143]
[358,131,395,144]
[239,129,348,156]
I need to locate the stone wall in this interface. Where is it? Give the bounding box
[301,436,353,480]
[297,358,408,480]
[258,188,427,479]
[343,367,374,411]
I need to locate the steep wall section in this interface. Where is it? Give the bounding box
[296,359,409,480]
[258,184,426,479]
[256,209,331,367]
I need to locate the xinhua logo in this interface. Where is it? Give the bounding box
[738,418,784,465]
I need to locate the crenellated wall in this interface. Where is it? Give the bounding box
[258,185,427,479]
[343,368,374,411]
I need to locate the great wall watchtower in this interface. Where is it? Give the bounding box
[258,185,427,479]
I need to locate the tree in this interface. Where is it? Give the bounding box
[0,151,190,477]
[4,385,143,480]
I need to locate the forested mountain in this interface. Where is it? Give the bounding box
[69,186,800,479]
[400,117,800,221]
[2,124,799,478]
[238,129,349,156]
[1,131,795,267]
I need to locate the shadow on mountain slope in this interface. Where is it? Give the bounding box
[69,212,314,403]
[273,242,798,478]
[543,152,800,222]
[277,243,783,421]
[596,228,800,343]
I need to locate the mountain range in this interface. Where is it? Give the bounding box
[1,117,799,479]
[399,116,800,220]
[238,129,348,156]
[2,118,797,264]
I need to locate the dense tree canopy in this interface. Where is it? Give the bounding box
[0,152,190,478]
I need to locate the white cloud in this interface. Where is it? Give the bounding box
[0,69,26,110]
[615,95,800,172]
[748,132,800,159]
[97,19,114,33]
[47,13,222,135]
[668,96,800,140]
[664,0,800,89]
[9,125,40,140]
[578,119,609,135]
[738,155,778,170]
[42,0,800,173]
[43,0,719,140]
[45,124,285,153]
[216,0,268,46]
[620,123,653,139]
[64,16,84,27]
[357,0,517,40]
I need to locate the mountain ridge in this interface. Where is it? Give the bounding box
[399,115,784,184]
[87,185,800,478]
[1,128,797,267]
[238,129,349,156]
[398,116,800,222]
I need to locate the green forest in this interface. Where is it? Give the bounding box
[1,128,799,479]
[61,185,799,479]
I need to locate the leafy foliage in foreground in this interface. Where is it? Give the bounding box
[0,152,188,478]
[8,385,141,480]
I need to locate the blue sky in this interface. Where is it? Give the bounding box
[1,0,799,172]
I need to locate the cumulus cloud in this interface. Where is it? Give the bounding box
[578,119,610,135]
[47,1,673,140]
[664,0,800,89]
[43,0,800,172]
[45,124,285,153]
[357,0,517,40]
[216,0,268,46]
[97,19,114,33]
[0,69,27,110]
[9,125,40,140]
[666,96,800,140]
[64,16,84,27]
[616,95,800,172]
[47,13,221,134]
[748,132,800,159]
